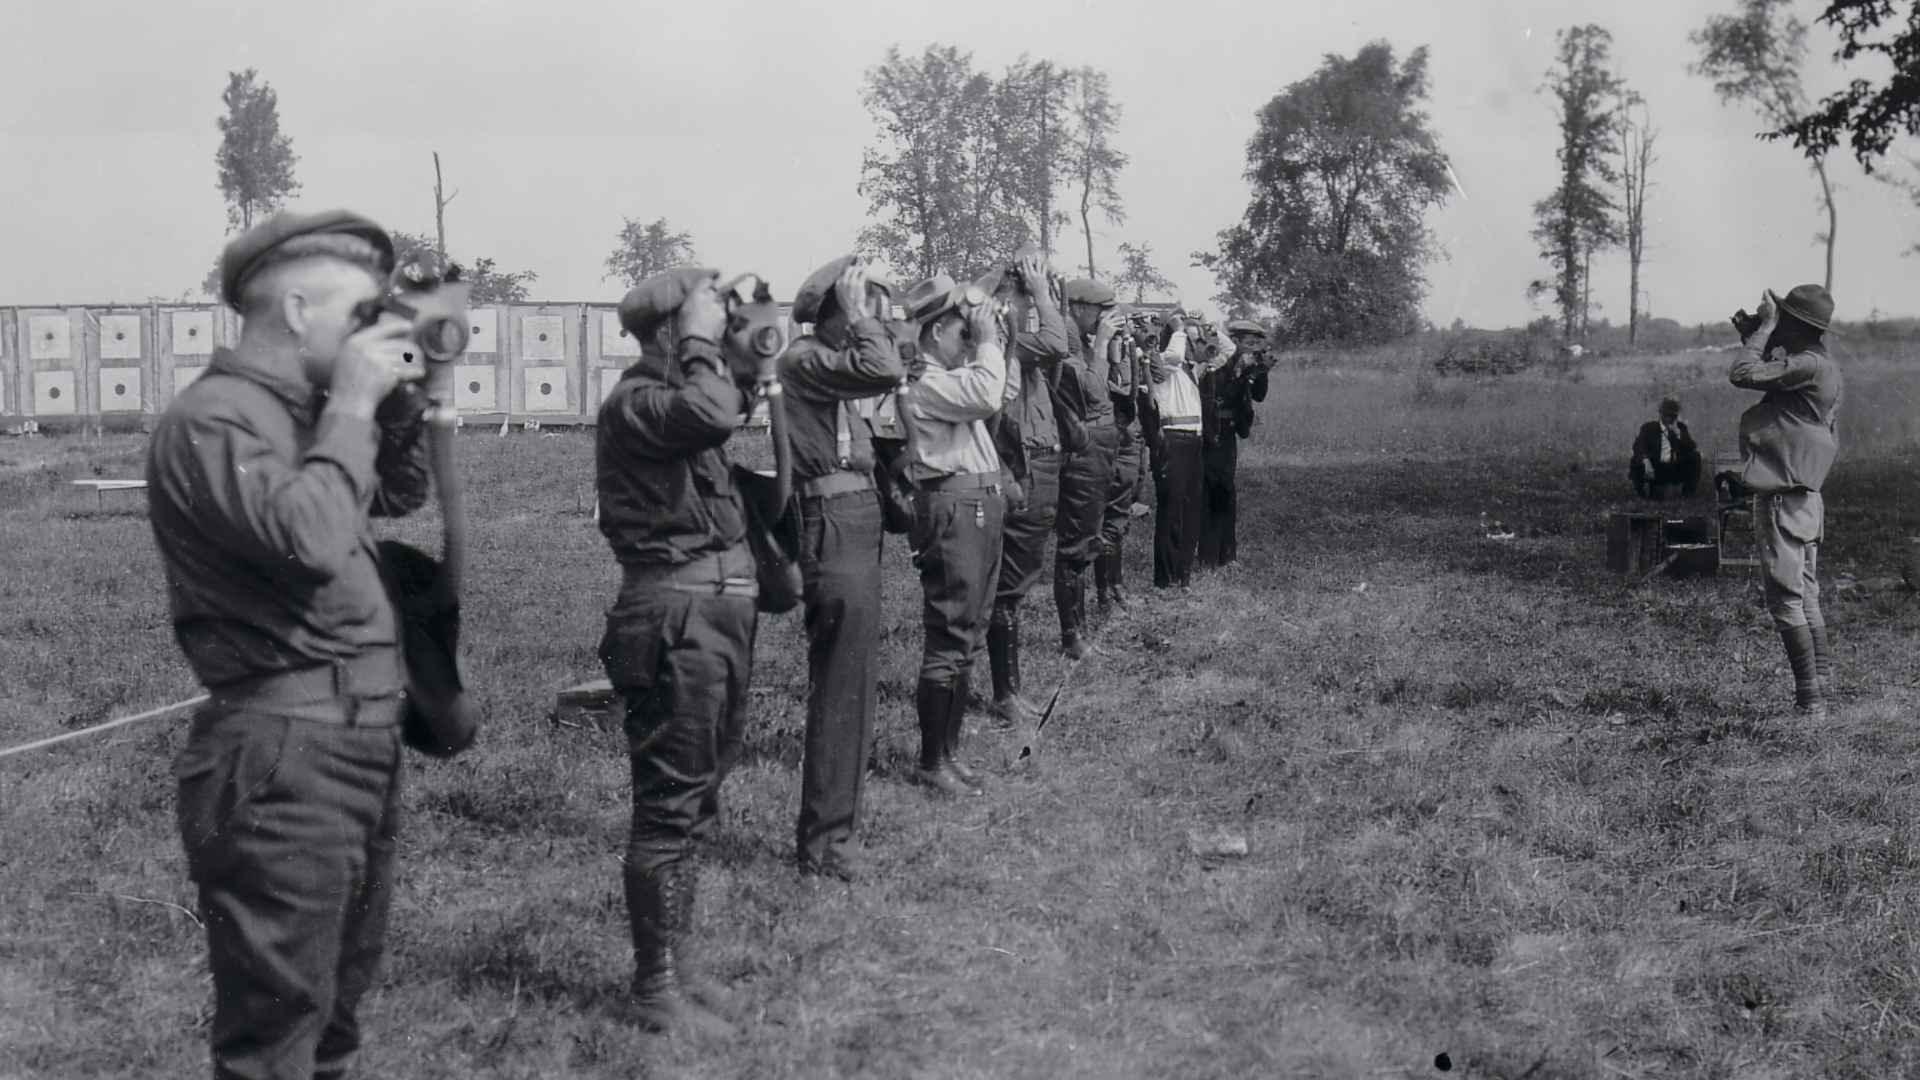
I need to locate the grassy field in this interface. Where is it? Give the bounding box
[6,343,1920,1079]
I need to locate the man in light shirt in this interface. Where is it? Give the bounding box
[1143,312,1220,589]
[900,275,1019,796]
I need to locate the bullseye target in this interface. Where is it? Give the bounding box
[519,315,566,361]
[173,366,208,398]
[466,308,498,354]
[523,367,568,412]
[454,365,497,411]
[172,311,213,355]
[29,316,70,360]
[98,368,141,412]
[601,311,640,357]
[32,371,75,415]
[99,315,142,359]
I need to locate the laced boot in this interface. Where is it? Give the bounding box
[914,679,978,796]
[986,609,1034,726]
[625,862,737,1038]
[1780,624,1826,718]
[1810,624,1834,703]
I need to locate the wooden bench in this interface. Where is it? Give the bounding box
[71,479,147,510]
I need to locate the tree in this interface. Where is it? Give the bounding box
[215,69,300,232]
[391,231,537,304]
[1062,67,1128,277]
[603,217,698,289]
[1530,26,1625,343]
[1772,0,1920,168]
[1197,42,1450,345]
[1112,242,1175,303]
[1619,96,1657,346]
[997,58,1069,256]
[1692,0,1838,288]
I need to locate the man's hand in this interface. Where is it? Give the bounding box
[1754,289,1779,339]
[1095,307,1123,345]
[1016,252,1048,299]
[965,294,1000,343]
[676,277,727,345]
[329,318,420,421]
[833,262,871,322]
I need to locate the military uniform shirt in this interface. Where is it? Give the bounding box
[904,339,1017,480]
[778,316,906,481]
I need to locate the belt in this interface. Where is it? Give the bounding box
[1026,445,1062,455]
[210,649,404,727]
[1163,414,1202,428]
[799,470,874,499]
[919,471,1001,492]
[620,549,759,598]
[1163,425,1203,435]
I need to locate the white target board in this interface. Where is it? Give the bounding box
[99,368,142,412]
[173,366,208,398]
[32,370,75,415]
[466,308,498,354]
[28,316,70,361]
[519,315,566,361]
[598,366,625,405]
[601,311,640,357]
[172,310,213,355]
[523,367,569,412]
[454,365,497,411]
[99,315,143,359]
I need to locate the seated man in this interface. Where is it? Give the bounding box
[1630,397,1702,500]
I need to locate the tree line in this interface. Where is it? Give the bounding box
[211,2,1920,343]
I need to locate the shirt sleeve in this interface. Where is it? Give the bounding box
[161,400,382,583]
[1012,293,1071,367]
[909,341,1009,422]
[1730,343,1824,392]
[780,319,906,402]
[601,343,746,460]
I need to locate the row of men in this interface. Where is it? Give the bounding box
[142,209,1277,1075]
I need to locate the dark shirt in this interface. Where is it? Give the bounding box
[1059,330,1116,427]
[1010,297,1073,449]
[146,347,430,688]
[778,317,906,481]
[596,342,749,565]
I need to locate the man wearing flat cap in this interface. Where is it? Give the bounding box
[597,266,774,1034]
[1051,277,1123,658]
[981,248,1072,727]
[149,209,435,1079]
[780,255,906,880]
[1197,318,1273,568]
[1630,397,1703,501]
[1730,283,1843,717]
[900,274,1019,796]
[1096,309,1153,613]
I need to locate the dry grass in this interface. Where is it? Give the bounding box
[7,350,1920,1078]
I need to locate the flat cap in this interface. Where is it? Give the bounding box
[618,267,720,339]
[1065,279,1116,306]
[905,274,966,325]
[220,208,394,309]
[792,255,893,325]
[1226,319,1268,337]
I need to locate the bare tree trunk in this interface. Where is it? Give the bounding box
[1814,156,1836,291]
[1082,200,1095,279]
[433,152,451,259]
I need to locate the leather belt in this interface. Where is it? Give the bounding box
[1163,414,1202,427]
[620,548,759,599]
[920,471,1001,492]
[1164,426,1203,436]
[210,649,404,727]
[799,470,873,499]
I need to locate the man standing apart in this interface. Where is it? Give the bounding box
[1053,278,1122,657]
[1198,319,1272,568]
[983,251,1072,724]
[1630,397,1703,500]
[1731,284,1842,716]
[1143,312,1210,589]
[598,267,775,1034]
[150,210,431,1080]
[781,256,905,879]
[902,275,1018,795]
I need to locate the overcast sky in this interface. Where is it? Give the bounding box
[4,0,1915,328]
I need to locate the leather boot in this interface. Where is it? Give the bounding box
[944,671,983,793]
[1105,547,1131,613]
[1780,624,1825,717]
[625,862,736,1037]
[1810,624,1833,699]
[914,679,977,796]
[1093,550,1110,610]
[1056,562,1090,660]
[988,609,1035,726]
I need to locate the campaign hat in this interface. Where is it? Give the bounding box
[618,267,720,339]
[1777,284,1834,333]
[792,255,892,325]
[220,209,394,310]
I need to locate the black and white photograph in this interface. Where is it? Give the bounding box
[6,1,1920,1077]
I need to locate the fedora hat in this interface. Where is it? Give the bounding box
[905,274,966,324]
